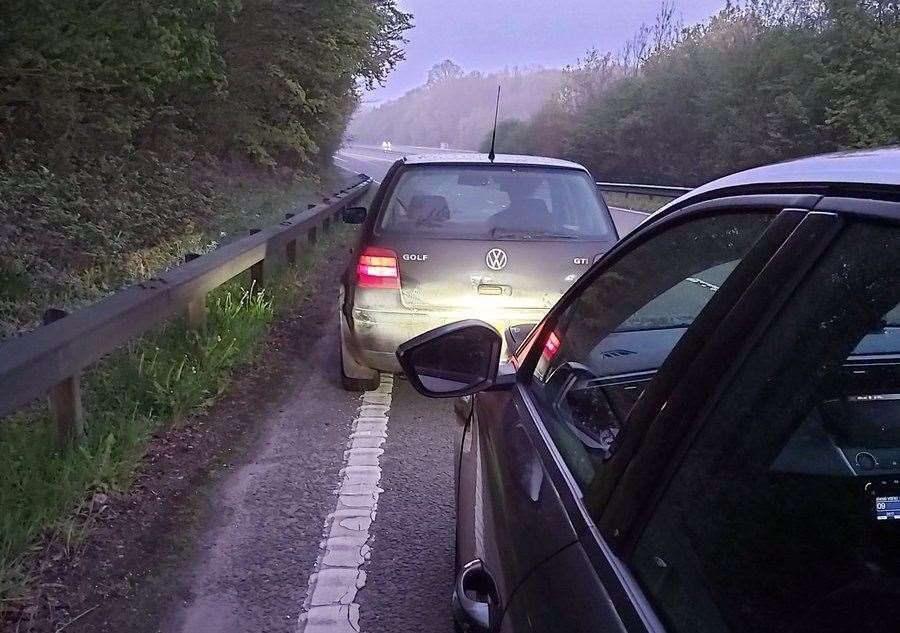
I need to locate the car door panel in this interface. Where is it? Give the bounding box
[457,388,580,622]
[501,543,628,633]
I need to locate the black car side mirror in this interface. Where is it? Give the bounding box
[343,206,367,224]
[397,320,502,398]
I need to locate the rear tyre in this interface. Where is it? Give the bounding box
[341,355,380,392]
[339,315,380,392]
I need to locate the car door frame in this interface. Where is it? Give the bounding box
[602,197,900,633]
[501,192,832,631]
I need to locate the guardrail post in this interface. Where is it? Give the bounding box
[308,226,318,244]
[184,253,208,330]
[42,309,85,446]
[248,228,265,289]
[285,213,297,265]
[250,260,265,289]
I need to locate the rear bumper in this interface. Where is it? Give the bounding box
[345,305,549,373]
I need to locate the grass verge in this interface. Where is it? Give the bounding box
[0,224,353,609]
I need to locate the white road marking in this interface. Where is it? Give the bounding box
[297,375,393,633]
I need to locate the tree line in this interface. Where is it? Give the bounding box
[483,0,900,185]
[0,0,410,336]
[349,61,564,149]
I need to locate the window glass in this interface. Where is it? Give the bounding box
[530,213,775,490]
[377,165,615,240]
[630,221,900,633]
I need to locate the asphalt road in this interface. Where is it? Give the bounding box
[154,235,459,633]
[334,143,651,236]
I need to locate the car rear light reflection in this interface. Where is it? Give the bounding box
[357,247,400,289]
[543,331,561,359]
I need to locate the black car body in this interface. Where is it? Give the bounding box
[398,148,900,633]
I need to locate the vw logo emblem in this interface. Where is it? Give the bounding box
[485,248,508,271]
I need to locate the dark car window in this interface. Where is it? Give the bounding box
[529,212,775,490]
[630,220,900,633]
[377,165,615,240]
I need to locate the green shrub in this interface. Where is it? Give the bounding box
[486,0,900,185]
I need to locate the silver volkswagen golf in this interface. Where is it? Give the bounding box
[339,153,618,390]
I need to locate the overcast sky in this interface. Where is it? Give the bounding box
[366,0,727,104]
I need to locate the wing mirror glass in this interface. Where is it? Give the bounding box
[397,320,502,398]
[343,206,367,224]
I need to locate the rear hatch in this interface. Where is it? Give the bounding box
[374,236,606,312]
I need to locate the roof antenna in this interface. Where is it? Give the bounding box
[488,85,501,162]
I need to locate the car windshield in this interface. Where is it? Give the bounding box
[377,165,616,240]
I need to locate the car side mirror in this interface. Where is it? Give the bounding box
[397,320,502,398]
[343,206,367,224]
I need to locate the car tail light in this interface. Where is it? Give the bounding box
[543,331,561,360]
[357,247,400,289]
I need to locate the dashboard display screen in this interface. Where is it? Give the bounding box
[875,495,900,521]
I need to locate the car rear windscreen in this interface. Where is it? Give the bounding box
[377,165,616,240]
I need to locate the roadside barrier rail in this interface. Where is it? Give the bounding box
[596,181,692,215]
[0,176,373,443]
[595,182,692,198]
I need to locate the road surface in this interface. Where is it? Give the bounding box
[334,143,651,236]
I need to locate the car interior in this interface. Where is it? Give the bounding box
[635,340,900,633]
[626,221,900,633]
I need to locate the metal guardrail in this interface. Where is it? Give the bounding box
[596,181,692,198]
[0,176,373,442]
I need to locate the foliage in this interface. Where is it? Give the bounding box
[427,59,464,86]
[0,0,238,168]
[349,63,564,149]
[0,0,410,336]
[478,0,900,186]
[208,0,412,168]
[0,152,218,337]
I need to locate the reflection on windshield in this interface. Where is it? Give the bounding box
[884,302,900,327]
[615,261,736,331]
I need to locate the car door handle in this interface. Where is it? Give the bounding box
[452,559,499,632]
